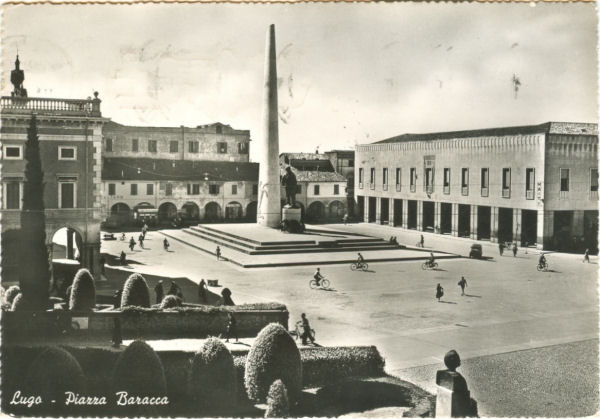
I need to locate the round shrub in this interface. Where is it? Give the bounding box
[160,294,182,309]
[5,285,20,304]
[265,379,289,418]
[244,323,302,403]
[23,346,86,412]
[112,340,167,397]
[120,274,151,308]
[11,293,23,311]
[69,268,96,311]
[188,337,237,409]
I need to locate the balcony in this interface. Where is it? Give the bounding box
[396,184,401,192]
[559,190,569,200]
[1,95,101,117]
[461,186,469,196]
[502,188,511,198]
[410,184,416,193]
[425,185,434,195]
[481,187,489,197]
[369,182,375,190]
[443,185,450,195]
[526,189,534,200]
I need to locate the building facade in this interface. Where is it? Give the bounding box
[1,56,106,280]
[355,122,598,252]
[280,153,348,222]
[323,149,356,217]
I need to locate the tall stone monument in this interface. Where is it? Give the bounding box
[257,24,282,228]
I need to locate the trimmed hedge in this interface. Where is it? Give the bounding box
[69,268,96,311]
[265,379,289,418]
[121,274,151,308]
[188,338,237,409]
[5,285,20,304]
[244,323,302,404]
[112,340,167,396]
[160,295,182,309]
[23,346,86,413]
[11,293,23,311]
[121,301,286,314]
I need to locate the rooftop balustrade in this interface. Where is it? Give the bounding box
[1,94,101,117]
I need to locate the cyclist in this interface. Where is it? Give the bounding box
[313,268,324,287]
[538,253,547,269]
[163,238,170,251]
[427,252,436,268]
[357,252,365,268]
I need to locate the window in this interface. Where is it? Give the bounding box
[3,145,22,160]
[314,185,320,195]
[424,168,434,193]
[348,159,354,166]
[209,184,219,195]
[193,184,201,195]
[481,168,489,197]
[410,168,416,192]
[461,168,469,195]
[358,168,364,188]
[370,168,375,189]
[165,183,173,196]
[334,184,340,195]
[238,143,249,154]
[132,139,139,152]
[170,141,178,153]
[59,180,76,209]
[147,184,154,195]
[189,141,199,153]
[560,168,570,192]
[252,184,258,195]
[231,184,238,195]
[395,168,401,191]
[502,168,511,198]
[131,184,138,196]
[382,168,388,190]
[148,140,157,153]
[58,146,76,160]
[526,168,535,199]
[443,168,450,194]
[216,125,223,134]
[105,138,113,152]
[4,181,21,209]
[296,185,302,194]
[108,183,116,196]
[217,142,227,154]
[591,169,598,192]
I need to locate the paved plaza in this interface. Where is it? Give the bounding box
[101,223,599,416]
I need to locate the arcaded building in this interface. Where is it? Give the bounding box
[355,122,598,252]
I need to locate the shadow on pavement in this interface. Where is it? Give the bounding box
[439,300,457,304]
[464,294,482,298]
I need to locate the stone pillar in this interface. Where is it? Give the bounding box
[67,228,74,259]
[539,210,553,250]
[451,203,459,236]
[513,208,522,244]
[256,24,282,228]
[417,200,423,231]
[435,350,478,418]
[364,197,370,223]
[572,210,585,236]
[402,200,408,229]
[470,206,478,240]
[389,199,395,227]
[375,197,381,224]
[491,206,499,242]
[434,201,441,234]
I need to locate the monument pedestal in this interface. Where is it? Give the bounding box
[282,206,302,223]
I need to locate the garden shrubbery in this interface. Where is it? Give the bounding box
[188,337,237,409]
[112,340,167,396]
[244,323,302,403]
[160,295,182,309]
[23,346,86,413]
[5,285,20,305]
[11,293,23,311]
[120,301,287,314]
[69,268,96,311]
[265,379,289,418]
[120,274,151,308]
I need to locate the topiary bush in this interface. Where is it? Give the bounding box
[120,274,151,308]
[69,268,96,311]
[11,293,23,311]
[244,323,302,404]
[5,285,20,305]
[265,379,289,418]
[188,337,237,410]
[23,346,86,414]
[112,340,167,396]
[160,294,182,309]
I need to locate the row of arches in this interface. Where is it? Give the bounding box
[287,200,347,223]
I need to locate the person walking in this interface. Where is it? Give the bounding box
[583,248,590,263]
[300,313,315,345]
[120,250,127,266]
[498,242,505,256]
[436,283,444,302]
[458,276,467,296]
[129,237,136,252]
[343,213,349,225]
[113,288,123,309]
[420,235,425,248]
[225,312,238,343]
[163,238,170,251]
[198,279,207,303]
[138,233,144,249]
[154,280,164,305]
[512,242,518,257]
[216,246,221,261]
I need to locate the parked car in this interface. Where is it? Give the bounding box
[469,243,483,258]
[102,233,116,241]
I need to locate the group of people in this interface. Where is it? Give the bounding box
[498,242,519,257]
[435,276,468,302]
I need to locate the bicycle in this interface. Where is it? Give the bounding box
[536,262,549,272]
[421,261,438,270]
[350,262,369,271]
[309,277,330,289]
[293,320,316,342]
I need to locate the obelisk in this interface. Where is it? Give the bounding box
[257,24,282,228]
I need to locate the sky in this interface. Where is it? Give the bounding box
[1,2,598,162]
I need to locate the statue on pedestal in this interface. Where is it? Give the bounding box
[281,166,298,207]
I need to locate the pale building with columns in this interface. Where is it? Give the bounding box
[355,122,598,252]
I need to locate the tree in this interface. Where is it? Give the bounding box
[19,114,50,310]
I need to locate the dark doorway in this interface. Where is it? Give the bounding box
[357,196,365,222]
[368,197,376,223]
[407,200,418,229]
[393,199,403,227]
[246,201,257,222]
[498,207,513,243]
[422,201,435,231]
[458,204,470,237]
[381,198,389,224]
[440,203,452,234]
[553,211,573,251]
[477,206,491,240]
[584,210,598,253]
[521,210,537,247]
